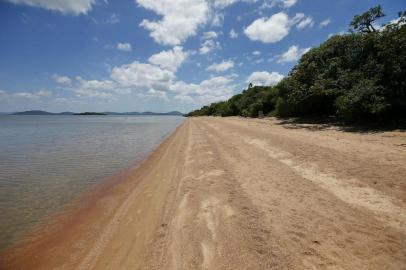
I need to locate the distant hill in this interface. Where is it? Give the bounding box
[11,110,183,116]
[140,111,183,116]
[13,110,57,115]
[102,111,183,116]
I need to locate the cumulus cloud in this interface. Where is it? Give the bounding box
[202,31,219,40]
[5,0,95,15]
[137,0,209,46]
[211,12,224,27]
[111,61,175,92]
[196,75,235,103]
[212,0,239,8]
[116,42,132,52]
[69,49,237,103]
[247,71,284,86]
[76,77,116,91]
[199,39,221,54]
[229,28,238,38]
[168,75,236,104]
[52,74,72,85]
[148,46,188,73]
[206,59,234,72]
[282,0,297,7]
[244,12,313,43]
[213,0,258,9]
[277,45,310,63]
[73,77,125,99]
[174,94,194,103]
[140,89,169,101]
[244,12,290,43]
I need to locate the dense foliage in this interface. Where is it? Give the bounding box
[187,7,406,123]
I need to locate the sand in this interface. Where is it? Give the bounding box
[1,117,405,269]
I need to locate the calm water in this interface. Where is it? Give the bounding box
[0,115,184,249]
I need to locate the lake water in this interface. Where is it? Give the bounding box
[0,115,184,250]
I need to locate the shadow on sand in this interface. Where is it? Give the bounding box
[274,116,406,134]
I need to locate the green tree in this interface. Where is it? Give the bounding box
[350,5,385,33]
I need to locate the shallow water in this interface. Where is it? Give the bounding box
[0,115,184,249]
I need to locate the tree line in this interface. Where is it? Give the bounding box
[187,6,406,123]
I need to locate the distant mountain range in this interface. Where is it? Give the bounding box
[7,110,184,116]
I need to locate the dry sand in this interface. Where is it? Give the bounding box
[1,117,405,269]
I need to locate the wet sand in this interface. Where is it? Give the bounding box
[1,117,405,269]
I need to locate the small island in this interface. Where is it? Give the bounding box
[73,112,106,115]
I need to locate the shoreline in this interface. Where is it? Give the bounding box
[0,121,186,269]
[1,117,405,269]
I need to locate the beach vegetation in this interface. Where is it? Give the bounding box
[187,6,406,123]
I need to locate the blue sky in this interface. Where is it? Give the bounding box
[0,0,404,113]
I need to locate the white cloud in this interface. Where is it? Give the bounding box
[202,31,218,40]
[71,45,237,104]
[74,77,121,99]
[199,39,220,54]
[76,77,116,91]
[117,42,132,52]
[174,94,194,103]
[111,61,175,92]
[261,0,297,9]
[244,12,313,43]
[13,92,38,99]
[213,0,238,8]
[252,50,261,56]
[11,89,52,100]
[211,12,224,27]
[296,16,314,29]
[148,46,188,73]
[170,75,236,104]
[319,19,331,28]
[70,77,131,99]
[196,75,235,103]
[244,12,290,43]
[247,71,284,86]
[74,89,114,99]
[206,59,234,72]
[229,28,238,38]
[141,89,169,101]
[52,74,72,85]
[213,0,257,9]
[281,0,296,7]
[5,0,95,15]
[277,45,310,63]
[137,0,209,46]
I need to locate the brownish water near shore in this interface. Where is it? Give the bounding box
[1,117,405,269]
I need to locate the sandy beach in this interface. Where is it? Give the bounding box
[1,117,406,269]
